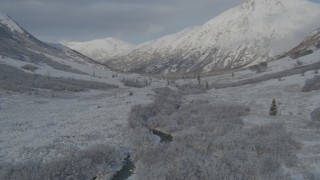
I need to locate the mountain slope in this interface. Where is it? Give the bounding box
[0,13,125,93]
[281,27,320,59]
[106,0,320,74]
[0,13,99,70]
[63,38,134,62]
[0,12,24,33]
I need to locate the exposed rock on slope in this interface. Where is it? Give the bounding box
[281,28,320,59]
[104,0,320,74]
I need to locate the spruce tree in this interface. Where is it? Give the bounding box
[269,99,278,116]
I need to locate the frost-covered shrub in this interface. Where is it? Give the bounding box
[311,107,320,122]
[303,171,320,180]
[128,104,157,128]
[21,64,38,72]
[128,89,298,180]
[153,88,182,115]
[148,102,249,133]
[301,75,320,92]
[177,84,206,95]
[249,123,300,166]
[121,78,151,88]
[128,88,181,129]
[0,144,123,180]
[0,64,118,92]
[309,107,320,128]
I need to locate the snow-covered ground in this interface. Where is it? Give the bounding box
[173,49,320,87]
[0,88,153,163]
[0,52,167,166]
[1,46,320,178]
[183,57,320,178]
[0,13,24,34]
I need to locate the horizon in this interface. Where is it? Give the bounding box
[0,0,319,44]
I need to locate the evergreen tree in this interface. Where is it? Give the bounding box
[269,99,278,116]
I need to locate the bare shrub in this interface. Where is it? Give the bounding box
[296,60,303,66]
[249,61,268,73]
[21,64,38,72]
[301,75,320,92]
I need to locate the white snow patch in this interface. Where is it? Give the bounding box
[0,12,24,34]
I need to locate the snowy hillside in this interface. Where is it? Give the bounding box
[0,13,24,34]
[63,38,134,62]
[0,11,108,73]
[0,12,163,180]
[281,27,320,59]
[105,0,320,74]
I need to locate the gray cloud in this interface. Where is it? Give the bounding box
[0,0,244,44]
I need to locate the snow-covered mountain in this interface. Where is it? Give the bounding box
[0,12,24,34]
[281,27,320,59]
[63,38,134,62]
[0,13,98,68]
[105,0,320,74]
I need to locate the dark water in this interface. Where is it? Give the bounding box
[151,129,173,143]
[111,129,172,180]
[111,155,135,180]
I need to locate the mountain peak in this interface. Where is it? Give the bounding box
[0,12,24,34]
[101,0,320,74]
[242,0,314,9]
[63,37,135,61]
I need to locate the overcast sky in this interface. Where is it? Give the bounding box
[0,0,319,44]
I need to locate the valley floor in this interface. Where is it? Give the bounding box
[1,52,320,179]
[0,84,160,162]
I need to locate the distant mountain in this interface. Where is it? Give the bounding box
[62,38,134,62]
[0,13,122,93]
[0,12,98,69]
[103,0,320,74]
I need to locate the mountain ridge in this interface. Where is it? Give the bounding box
[102,0,320,74]
[0,12,100,71]
[0,13,24,34]
[62,38,134,62]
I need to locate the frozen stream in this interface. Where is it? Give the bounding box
[111,129,173,180]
